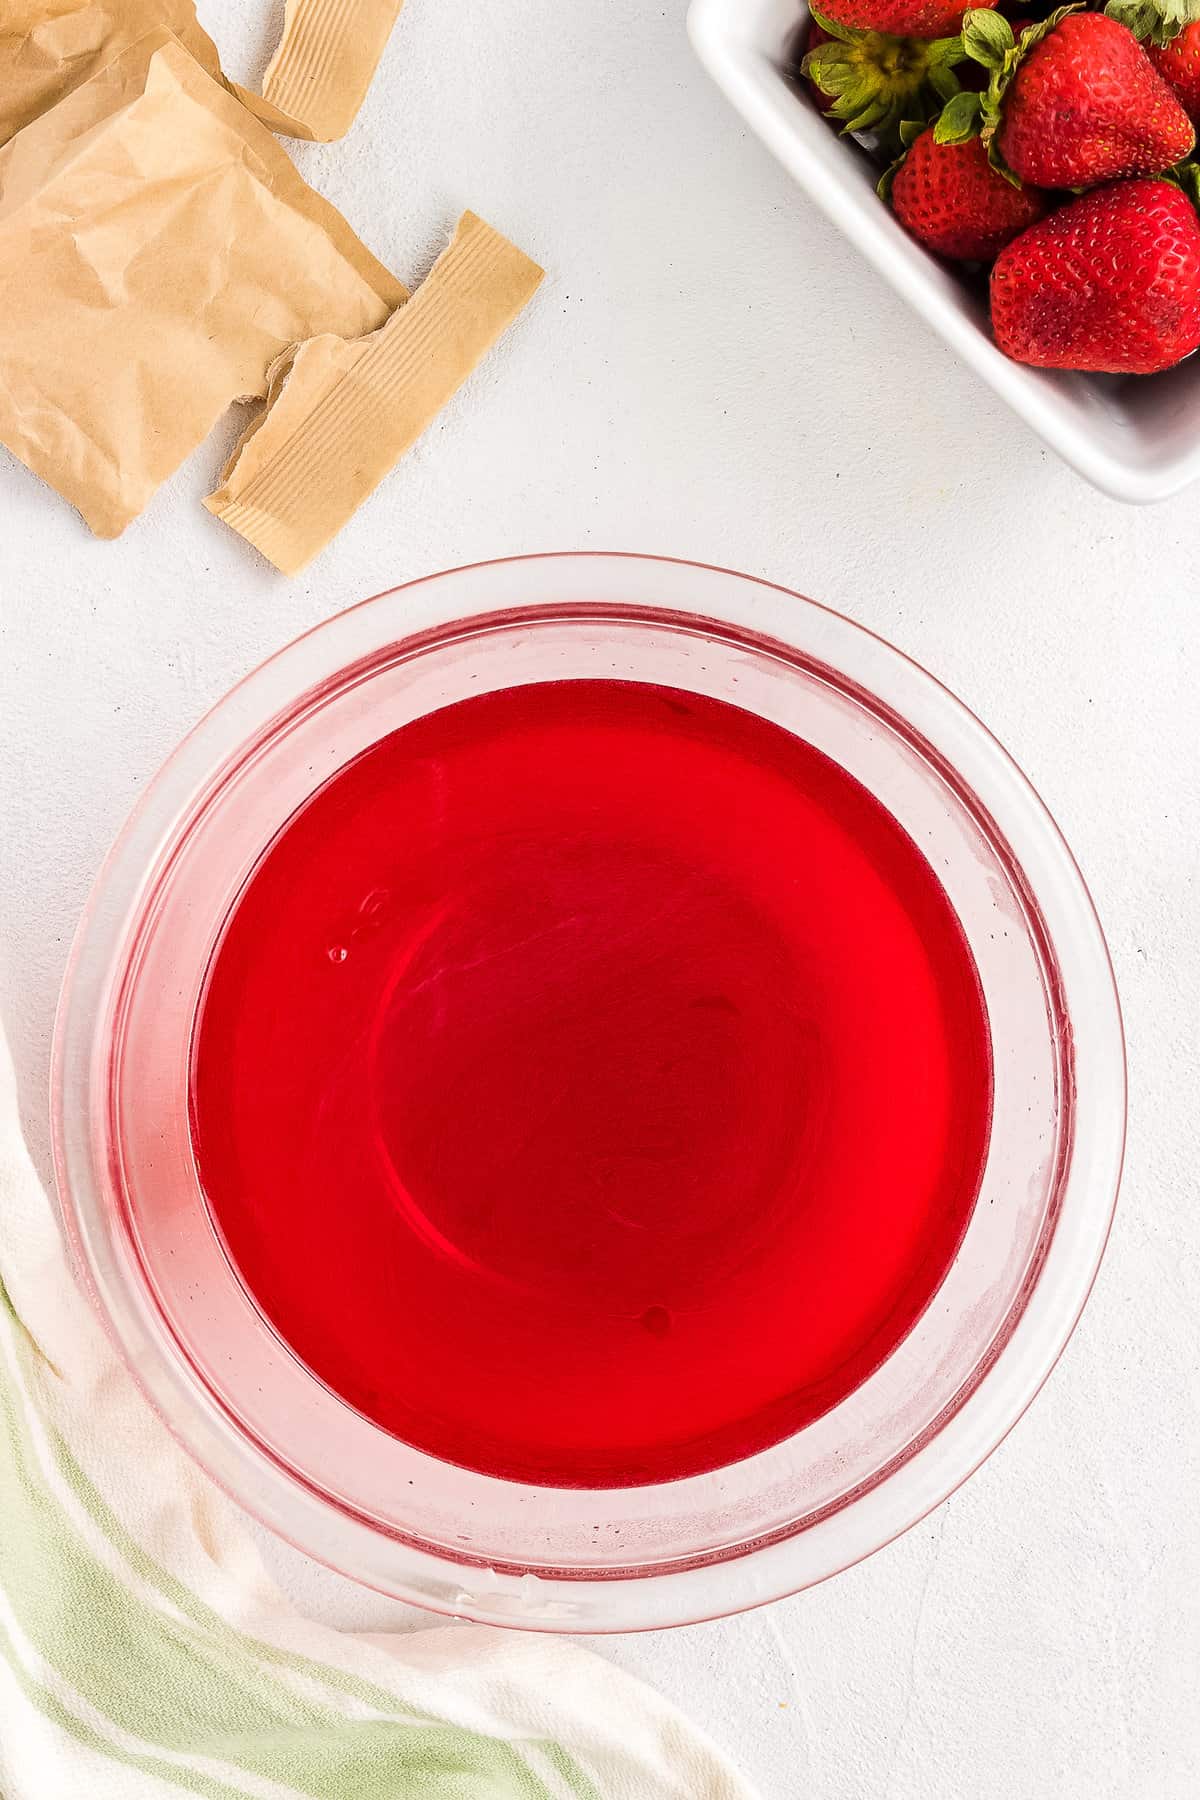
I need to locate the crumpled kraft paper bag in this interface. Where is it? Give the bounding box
[0,0,404,146]
[0,0,221,145]
[0,30,406,538]
[0,3,542,564]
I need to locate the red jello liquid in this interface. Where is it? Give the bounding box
[191,679,992,1487]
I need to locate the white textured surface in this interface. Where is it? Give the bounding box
[0,2,1197,1795]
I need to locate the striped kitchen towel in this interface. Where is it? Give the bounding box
[0,1027,756,1800]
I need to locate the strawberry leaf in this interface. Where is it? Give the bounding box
[1174,160,1200,207]
[961,9,1015,69]
[1104,0,1200,46]
[928,63,964,102]
[934,90,984,142]
[843,99,889,132]
[806,5,857,45]
[803,43,863,97]
[877,150,905,202]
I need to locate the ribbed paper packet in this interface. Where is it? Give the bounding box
[0,31,404,537]
[232,0,407,142]
[206,213,544,574]
[0,0,404,146]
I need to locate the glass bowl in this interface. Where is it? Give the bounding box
[52,554,1125,1632]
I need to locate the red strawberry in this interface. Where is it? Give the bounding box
[991,177,1200,373]
[815,0,998,41]
[1149,21,1200,123]
[990,11,1195,188]
[890,128,1048,259]
[801,10,970,148]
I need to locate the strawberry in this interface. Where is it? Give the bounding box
[1148,21,1200,121]
[801,8,970,148]
[990,177,1200,372]
[816,0,998,35]
[887,127,1048,259]
[1000,12,1194,183]
[957,8,1195,189]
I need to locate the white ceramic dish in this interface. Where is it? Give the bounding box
[688,0,1200,502]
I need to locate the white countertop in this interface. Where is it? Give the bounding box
[1,3,1197,1795]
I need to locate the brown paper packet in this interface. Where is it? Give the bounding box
[205,212,544,575]
[0,0,221,145]
[0,31,405,538]
[0,0,404,146]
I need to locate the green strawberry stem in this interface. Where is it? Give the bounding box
[803,6,969,152]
